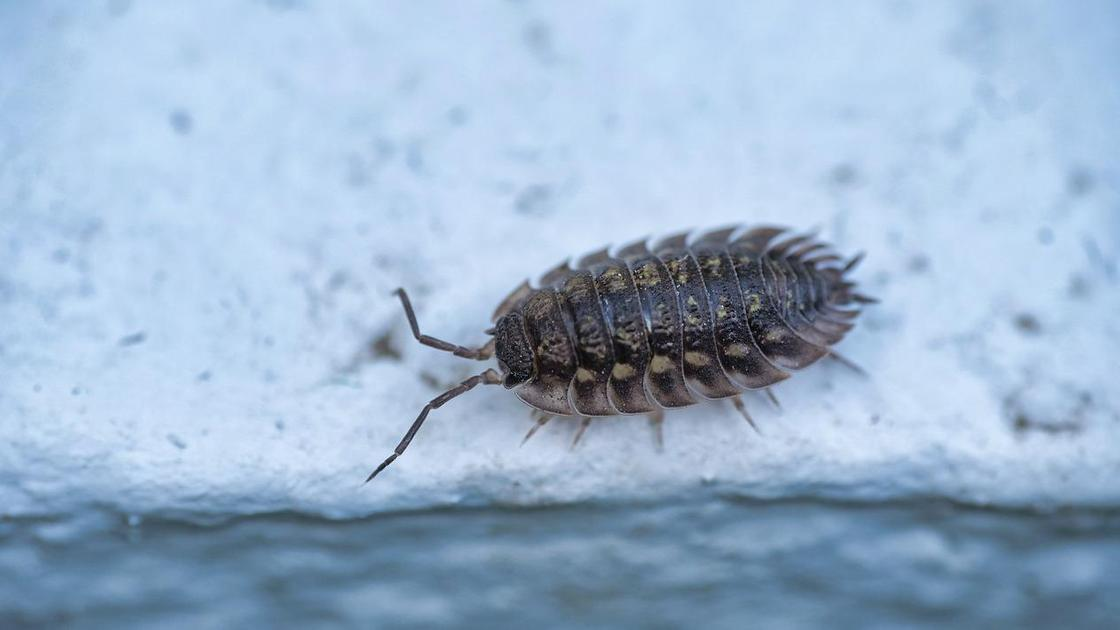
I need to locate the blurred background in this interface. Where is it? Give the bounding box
[1,1,1118,628]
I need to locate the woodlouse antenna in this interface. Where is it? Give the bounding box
[395,288,494,360]
[365,289,503,482]
[365,368,502,483]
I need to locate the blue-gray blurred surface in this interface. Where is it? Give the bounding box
[4,500,1120,629]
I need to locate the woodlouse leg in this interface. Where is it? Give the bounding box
[364,368,502,483]
[395,288,494,360]
[731,397,762,435]
[647,409,665,452]
[571,417,592,449]
[521,411,553,446]
[827,352,868,377]
[763,388,782,410]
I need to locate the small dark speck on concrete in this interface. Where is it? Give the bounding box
[514,184,554,216]
[107,0,131,17]
[907,254,930,274]
[405,140,426,174]
[33,384,42,393]
[1011,411,1083,436]
[51,248,71,263]
[371,330,402,361]
[870,414,880,425]
[1067,166,1094,196]
[447,106,469,126]
[118,331,147,347]
[169,109,193,135]
[1082,237,1117,280]
[275,419,285,431]
[327,270,349,291]
[523,20,557,64]
[266,0,305,10]
[829,163,859,187]
[1068,274,1091,299]
[196,370,212,382]
[346,154,370,188]
[373,137,396,162]
[167,434,187,449]
[1037,227,1054,245]
[71,387,81,396]
[419,371,442,389]
[1013,313,1041,335]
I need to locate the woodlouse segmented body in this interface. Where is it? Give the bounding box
[366,225,873,482]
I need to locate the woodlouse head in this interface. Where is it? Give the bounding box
[492,312,535,388]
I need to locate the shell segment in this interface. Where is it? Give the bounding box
[593,259,657,413]
[762,256,829,347]
[517,290,577,415]
[558,271,617,416]
[629,254,697,408]
[728,243,830,370]
[661,250,742,399]
[694,248,789,389]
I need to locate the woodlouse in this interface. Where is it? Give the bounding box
[366,225,874,481]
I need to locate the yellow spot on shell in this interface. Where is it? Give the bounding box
[587,344,609,360]
[747,294,762,315]
[716,304,728,320]
[611,363,636,379]
[575,367,596,383]
[685,314,701,326]
[686,296,699,308]
[599,267,627,292]
[684,351,711,367]
[764,329,785,343]
[636,263,659,288]
[725,343,750,358]
[666,259,689,284]
[650,355,672,373]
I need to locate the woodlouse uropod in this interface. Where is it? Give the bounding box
[366,225,875,481]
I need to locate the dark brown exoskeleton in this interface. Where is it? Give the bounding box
[365,225,874,482]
